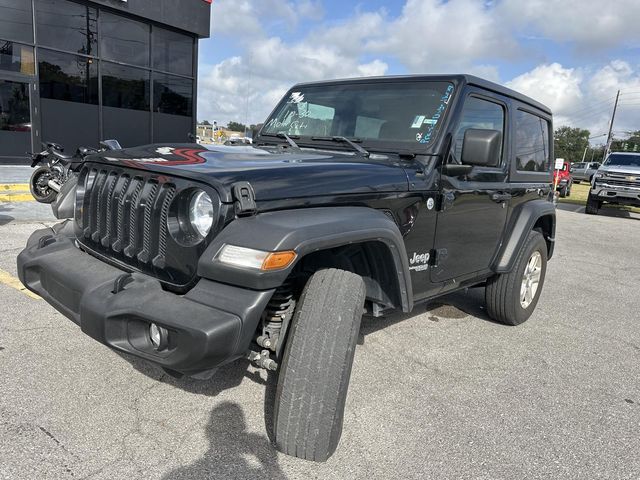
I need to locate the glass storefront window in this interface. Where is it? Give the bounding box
[102,62,150,111]
[0,0,34,44]
[0,41,35,75]
[100,12,150,67]
[0,80,30,132]
[153,73,193,117]
[38,49,98,104]
[152,28,193,76]
[35,0,97,56]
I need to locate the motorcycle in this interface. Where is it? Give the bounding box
[29,140,122,201]
[28,139,122,219]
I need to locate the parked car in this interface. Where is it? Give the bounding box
[586,152,640,214]
[571,161,601,183]
[17,74,556,462]
[554,160,572,197]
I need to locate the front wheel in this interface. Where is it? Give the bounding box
[29,166,57,204]
[585,193,601,215]
[559,185,568,198]
[273,269,366,462]
[485,230,548,326]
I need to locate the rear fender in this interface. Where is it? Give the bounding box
[494,200,556,273]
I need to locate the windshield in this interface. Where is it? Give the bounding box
[261,81,455,149]
[605,153,640,167]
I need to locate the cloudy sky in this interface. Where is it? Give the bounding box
[198,0,640,143]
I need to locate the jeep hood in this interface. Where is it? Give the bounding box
[86,143,410,203]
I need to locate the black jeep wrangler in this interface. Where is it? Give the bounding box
[18,75,556,462]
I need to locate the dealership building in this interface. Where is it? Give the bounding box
[0,0,211,164]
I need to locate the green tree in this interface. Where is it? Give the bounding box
[611,131,640,153]
[227,121,247,132]
[554,126,591,162]
[200,120,212,125]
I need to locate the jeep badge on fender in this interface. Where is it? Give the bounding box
[18,74,555,462]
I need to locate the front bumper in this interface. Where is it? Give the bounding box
[17,222,274,377]
[591,183,640,206]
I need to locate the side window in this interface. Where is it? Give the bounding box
[452,96,504,164]
[515,110,550,172]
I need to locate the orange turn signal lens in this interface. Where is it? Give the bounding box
[261,251,297,271]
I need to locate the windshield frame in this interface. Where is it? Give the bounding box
[257,79,458,155]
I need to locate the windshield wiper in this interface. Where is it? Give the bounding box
[311,136,370,157]
[261,133,300,150]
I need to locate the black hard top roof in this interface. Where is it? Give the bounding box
[293,74,552,115]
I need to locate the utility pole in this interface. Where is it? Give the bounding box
[603,90,620,161]
[581,146,588,162]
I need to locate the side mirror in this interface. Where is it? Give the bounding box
[461,128,501,167]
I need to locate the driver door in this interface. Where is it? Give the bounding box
[431,91,510,283]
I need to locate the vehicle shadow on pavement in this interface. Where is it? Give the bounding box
[161,400,288,480]
[120,354,287,477]
[0,204,15,226]
[359,286,498,340]
[556,202,640,220]
[117,353,267,396]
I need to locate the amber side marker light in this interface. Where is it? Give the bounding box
[262,251,297,271]
[217,244,297,271]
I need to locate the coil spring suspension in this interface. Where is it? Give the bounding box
[256,280,296,352]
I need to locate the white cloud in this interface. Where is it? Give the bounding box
[507,61,640,142]
[499,0,640,49]
[199,0,640,137]
[210,0,324,39]
[370,0,519,72]
[507,63,584,117]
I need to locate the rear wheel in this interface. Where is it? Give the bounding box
[485,230,547,326]
[273,268,366,462]
[585,193,601,215]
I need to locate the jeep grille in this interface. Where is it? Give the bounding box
[74,164,215,288]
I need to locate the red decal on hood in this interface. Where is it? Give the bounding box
[120,148,207,169]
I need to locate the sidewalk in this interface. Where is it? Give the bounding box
[0,166,56,224]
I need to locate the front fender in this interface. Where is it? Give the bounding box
[197,207,413,311]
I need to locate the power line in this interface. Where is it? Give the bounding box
[564,96,616,116]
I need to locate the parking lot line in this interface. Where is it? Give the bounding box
[0,184,30,192]
[0,268,41,300]
[0,193,34,202]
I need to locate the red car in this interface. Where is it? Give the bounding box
[554,161,572,197]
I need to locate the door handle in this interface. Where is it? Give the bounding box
[490,192,512,203]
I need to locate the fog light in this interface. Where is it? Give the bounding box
[149,323,168,351]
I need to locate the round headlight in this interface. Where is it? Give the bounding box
[189,190,214,237]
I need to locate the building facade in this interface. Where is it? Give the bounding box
[0,0,211,164]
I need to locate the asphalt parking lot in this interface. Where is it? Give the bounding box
[0,200,639,479]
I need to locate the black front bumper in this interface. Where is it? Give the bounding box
[17,222,274,377]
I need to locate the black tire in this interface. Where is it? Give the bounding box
[29,167,57,204]
[566,182,572,197]
[573,180,580,184]
[585,193,600,215]
[273,268,366,462]
[485,230,547,326]
[559,185,567,198]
